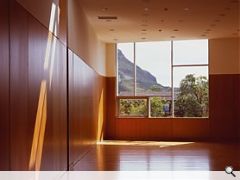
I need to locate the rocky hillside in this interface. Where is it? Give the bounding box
[118,49,171,94]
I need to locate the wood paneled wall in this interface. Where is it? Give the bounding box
[0,0,10,170]
[9,1,67,170]
[238,76,240,142]
[68,50,106,169]
[106,77,116,139]
[209,75,239,141]
[0,0,106,170]
[105,75,240,142]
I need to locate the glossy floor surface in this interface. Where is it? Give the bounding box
[72,141,240,171]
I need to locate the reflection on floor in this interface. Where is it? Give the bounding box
[72,141,240,171]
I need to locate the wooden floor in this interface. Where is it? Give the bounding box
[72,141,240,171]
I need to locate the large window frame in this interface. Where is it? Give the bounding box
[116,40,209,118]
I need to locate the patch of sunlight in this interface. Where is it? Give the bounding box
[97,140,195,148]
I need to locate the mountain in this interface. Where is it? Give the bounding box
[118,49,171,94]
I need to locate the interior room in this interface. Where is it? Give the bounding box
[0,0,239,172]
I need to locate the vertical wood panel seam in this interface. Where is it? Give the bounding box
[8,0,11,171]
[66,0,69,171]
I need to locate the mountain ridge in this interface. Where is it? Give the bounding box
[118,49,171,94]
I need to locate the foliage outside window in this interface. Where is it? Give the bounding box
[119,99,147,117]
[174,75,208,117]
[117,40,208,118]
[150,97,172,117]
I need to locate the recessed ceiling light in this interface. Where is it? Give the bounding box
[201,34,207,37]
[173,29,179,31]
[141,37,147,40]
[184,8,190,11]
[158,29,163,32]
[164,8,168,11]
[141,29,147,31]
[144,7,149,11]
[109,29,115,31]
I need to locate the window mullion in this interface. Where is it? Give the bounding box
[116,44,119,96]
[173,64,208,67]
[147,97,151,118]
[171,40,174,117]
[134,42,136,96]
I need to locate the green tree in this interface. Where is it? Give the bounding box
[174,74,208,117]
[120,99,147,116]
[150,97,164,117]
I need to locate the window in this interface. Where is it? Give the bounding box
[117,40,208,118]
[173,40,209,117]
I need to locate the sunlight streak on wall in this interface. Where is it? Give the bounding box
[97,90,104,141]
[29,80,47,170]
[49,3,56,33]
[48,36,57,89]
[29,1,60,170]
[43,1,58,71]
[43,33,53,70]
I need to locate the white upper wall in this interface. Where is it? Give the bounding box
[68,0,106,76]
[105,43,116,77]
[209,37,240,74]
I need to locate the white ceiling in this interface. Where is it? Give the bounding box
[79,0,240,43]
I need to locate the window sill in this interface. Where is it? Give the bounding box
[116,116,209,119]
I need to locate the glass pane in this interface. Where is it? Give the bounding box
[119,99,147,117]
[150,97,172,117]
[173,40,208,65]
[135,41,171,96]
[173,66,209,117]
[117,43,134,96]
